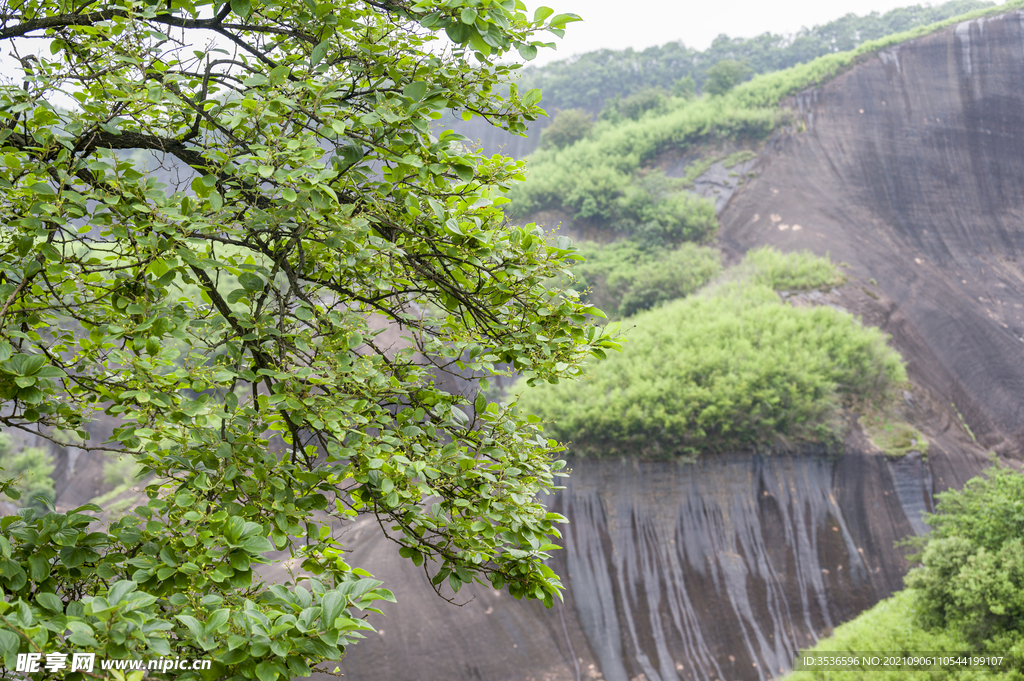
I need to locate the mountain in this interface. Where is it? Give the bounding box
[327,8,1024,681]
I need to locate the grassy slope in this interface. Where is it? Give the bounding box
[509,0,1024,221]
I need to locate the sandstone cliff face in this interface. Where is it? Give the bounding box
[722,10,1024,456]
[329,448,939,681]
[330,13,1024,681]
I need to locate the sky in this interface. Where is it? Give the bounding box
[527,0,1006,65]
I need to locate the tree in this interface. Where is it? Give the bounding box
[905,463,1024,650]
[540,108,593,149]
[671,76,696,101]
[0,0,621,678]
[702,59,752,96]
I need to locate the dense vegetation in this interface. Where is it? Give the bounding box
[0,0,627,677]
[568,241,722,319]
[791,463,1024,679]
[518,250,905,458]
[540,109,594,149]
[508,0,1020,231]
[743,246,846,291]
[516,0,993,114]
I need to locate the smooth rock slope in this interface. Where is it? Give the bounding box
[328,12,1024,680]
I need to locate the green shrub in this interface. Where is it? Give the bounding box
[617,244,722,317]
[0,434,55,508]
[615,179,718,247]
[518,250,905,457]
[672,75,696,100]
[703,60,752,96]
[743,246,845,290]
[793,464,1024,680]
[540,108,594,150]
[571,241,721,318]
[788,590,970,681]
[508,98,778,221]
[600,87,670,122]
[907,465,1024,652]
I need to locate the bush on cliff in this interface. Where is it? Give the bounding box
[517,250,905,457]
[790,462,1024,680]
[743,246,847,290]
[568,241,722,319]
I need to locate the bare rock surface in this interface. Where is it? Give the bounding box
[332,12,1024,681]
[721,10,1024,456]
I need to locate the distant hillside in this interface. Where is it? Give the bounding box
[519,0,993,113]
[445,0,994,156]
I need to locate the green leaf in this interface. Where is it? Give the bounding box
[35,592,63,613]
[452,164,474,183]
[67,621,98,647]
[59,546,89,568]
[21,354,45,375]
[28,182,56,196]
[230,0,252,18]
[321,591,344,627]
[108,580,137,603]
[190,176,211,198]
[518,44,538,61]
[35,366,66,379]
[240,535,273,553]
[310,40,330,67]
[256,661,279,681]
[269,64,290,82]
[206,608,230,633]
[0,629,19,656]
[403,81,427,101]
[176,615,206,640]
[28,555,50,581]
[547,13,581,29]
[52,527,79,546]
[445,22,471,44]
[533,6,554,22]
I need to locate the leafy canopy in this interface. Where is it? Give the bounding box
[702,60,752,96]
[511,0,994,117]
[566,241,722,320]
[0,0,627,678]
[540,108,594,150]
[906,463,1024,649]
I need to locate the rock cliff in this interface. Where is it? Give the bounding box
[329,11,1024,681]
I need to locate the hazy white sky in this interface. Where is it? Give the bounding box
[528,0,1006,65]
